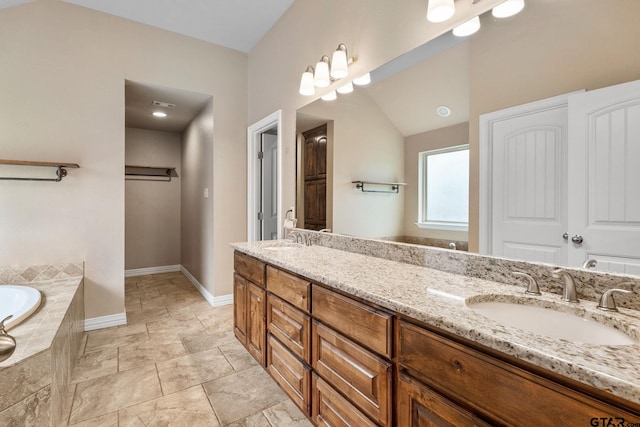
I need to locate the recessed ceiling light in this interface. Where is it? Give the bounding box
[152,111,167,118]
[437,105,452,117]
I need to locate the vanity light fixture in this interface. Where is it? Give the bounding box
[299,66,316,96]
[353,72,371,86]
[152,111,167,118]
[492,0,525,18]
[330,44,349,79]
[337,81,354,94]
[314,56,331,87]
[321,90,337,101]
[427,0,456,23]
[453,15,481,37]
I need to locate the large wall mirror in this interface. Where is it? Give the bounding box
[295,0,640,274]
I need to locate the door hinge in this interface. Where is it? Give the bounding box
[258,151,264,160]
[258,212,264,221]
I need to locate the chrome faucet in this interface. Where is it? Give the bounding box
[552,268,579,303]
[288,231,304,244]
[512,272,541,295]
[597,286,632,312]
[582,259,597,269]
[448,242,457,250]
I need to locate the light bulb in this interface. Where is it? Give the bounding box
[492,0,525,18]
[321,91,337,101]
[299,67,315,96]
[353,73,371,86]
[314,56,331,87]
[337,82,354,94]
[330,44,349,79]
[453,16,480,37]
[152,111,167,118]
[427,0,455,23]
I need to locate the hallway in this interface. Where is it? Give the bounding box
[66,272,311,426]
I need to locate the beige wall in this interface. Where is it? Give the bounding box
[0,1,247,319]
[299,90,405,238]
[181,100,215,289]
[403,122,469,241]
[125,128,181,269]
[249,0,505,230]
[467,0,640,251]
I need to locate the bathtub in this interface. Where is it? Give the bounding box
[0,285,42,330]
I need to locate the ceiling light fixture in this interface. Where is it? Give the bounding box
[330,44,349,79]
[453,15,481,37]
[492,0,525,18]
[321,91,337,101]
[314,56,331,88]
[436,105,452,117]
[427,0,455,23]
[353,73,371,86]
[299,66,316,96]
[152,111,167,118]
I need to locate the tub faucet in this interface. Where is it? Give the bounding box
[448,242,457,250]
[582,259,597,269]
[0,315,16,363]
[552,268,579,303]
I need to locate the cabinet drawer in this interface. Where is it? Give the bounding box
[267,294,311,363]
[266,266,311,312]
[397,372,491,427]
[312,285,393,358]
[234,251,265,287]
[397,320,640,426]
[312,374,377,427]
[312,321,392,426]
[267,335,311,416]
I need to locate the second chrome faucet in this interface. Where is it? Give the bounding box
[552,269,579,303]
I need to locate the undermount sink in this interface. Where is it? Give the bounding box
[467,298,636,346]
[262,243,301,251]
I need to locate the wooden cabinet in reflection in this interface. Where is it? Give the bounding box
[302,124,327,231]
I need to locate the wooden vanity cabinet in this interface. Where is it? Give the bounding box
[397,319,640,427]
[233,252,266,366]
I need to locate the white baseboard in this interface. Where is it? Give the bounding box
[125,265,181,277]
[84,312,127,331]
[180,266,233,307]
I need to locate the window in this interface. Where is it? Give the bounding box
[417,145,469,230]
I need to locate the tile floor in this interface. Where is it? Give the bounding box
[65,272,313,426]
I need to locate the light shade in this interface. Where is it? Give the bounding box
[331,44,349,79]
[427,0,455,23]
[337,82,354,94]
[453,15,481,37]
[152,111,167,118]
[321,91,337,101]
[299,67,315,96]
[314,56,331,87]
[353,73,371,86]
[492,0,525,18]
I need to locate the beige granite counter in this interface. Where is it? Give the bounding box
[232,240,640,406]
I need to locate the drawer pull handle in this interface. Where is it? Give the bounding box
[452,359,463,372]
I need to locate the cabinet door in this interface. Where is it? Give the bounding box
[233,273,247,345]
[247,282,266,366]
[397,373,491,427]
[312,374,376,427]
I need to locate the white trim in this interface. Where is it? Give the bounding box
[247,110,283,242]
[478,91,583,255]
[84,312,127,331]
[415,222,469,231]
[180,265,233,307]
[124,264,181,277]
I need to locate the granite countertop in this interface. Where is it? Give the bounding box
[232,240,640,406]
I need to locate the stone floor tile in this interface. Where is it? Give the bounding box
[67,412,118,427]
[125,306,170,325]
[203,365,288,425]
[156,348,234,395]
[118,386,220,426]
[182,331,237,354]
[219,341,259,372]
[70,348,118,384]
[145,314,206,338]
[69,364,162,425]
[227,410,272,427]
[118,337,187,372]
[84,323,149,353]
[263,399,313,426]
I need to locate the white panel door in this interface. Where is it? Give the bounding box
[261,133,278,241]
[568,80,640,274]
[490,103,569,264]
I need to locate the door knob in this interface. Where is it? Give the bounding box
[571,235,584,244]
[562,233,569,240]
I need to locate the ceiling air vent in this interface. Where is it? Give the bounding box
[152,100,176,109]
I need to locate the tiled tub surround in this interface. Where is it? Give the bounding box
[232,240,640,407]
[0,263,84,426]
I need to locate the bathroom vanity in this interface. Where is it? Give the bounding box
[232,240,640,426]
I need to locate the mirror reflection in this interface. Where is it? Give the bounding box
[295,0,640,274]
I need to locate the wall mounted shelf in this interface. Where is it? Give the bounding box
[125,165,176,182]
[0,159,80,182]
[352,180,407,194]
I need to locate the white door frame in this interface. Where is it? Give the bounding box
[247,110,282,242]
[478,92,582,255]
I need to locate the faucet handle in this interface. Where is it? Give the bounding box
[597,287,632,312]
[512,272,541,295]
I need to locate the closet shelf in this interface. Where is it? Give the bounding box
[0,159,80,182]
[125,165,176,182]
[352,180,407,194]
